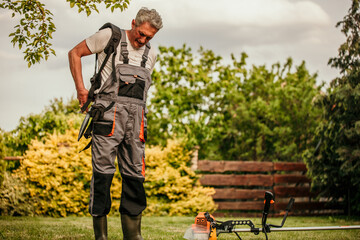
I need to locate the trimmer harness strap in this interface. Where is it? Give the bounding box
[81,23,121,113]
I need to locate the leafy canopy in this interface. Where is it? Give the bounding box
[0,0,130,67]
[149,45,323,162]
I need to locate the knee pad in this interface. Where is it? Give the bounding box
[89,171,114,216]
[120,175,147,216]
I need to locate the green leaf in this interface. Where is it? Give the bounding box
[3,0,133,67]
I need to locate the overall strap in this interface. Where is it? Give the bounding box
[141,43,151,68]
[119,29,151,68]
[120,29,129,64]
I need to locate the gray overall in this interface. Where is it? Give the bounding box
[89,29,151,217]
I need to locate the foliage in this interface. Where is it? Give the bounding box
[13,127,123,217]
[0,0,130,67]
[0,97,81,192]
[0,129,20,186]
[67,0,130,16]
[304,0,360,215]
[149,46,323,161]
[15,128,96,217]
[328,0,360,76]
[144,139,216,216]
[11,129,215,217]
[0,129,6,161]
[3,97,82,156]
[0,129,6,184]
[0,0,56,67]
[0,172,36,216]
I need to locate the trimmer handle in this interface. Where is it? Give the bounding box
[262,191,275,232]
[263,191,274,214]
[204,212,215,223]
[286,198,295,212]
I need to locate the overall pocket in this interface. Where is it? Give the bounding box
[93,105,117,137]
[118,77,145,100]
[93,120,114,136]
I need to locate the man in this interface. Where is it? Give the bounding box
[68,7,163,240]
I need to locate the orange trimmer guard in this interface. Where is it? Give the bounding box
[192,212,217,240]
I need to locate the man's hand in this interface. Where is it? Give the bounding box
[77,88,89,109]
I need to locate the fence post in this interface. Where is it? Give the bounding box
[2,156,23,161]
[191,146,199,171]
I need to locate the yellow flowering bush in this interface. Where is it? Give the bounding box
[144,139,217,216]
[14,129,215,216]
[15,128,122,217]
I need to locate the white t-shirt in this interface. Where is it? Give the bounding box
[86,28,157,87]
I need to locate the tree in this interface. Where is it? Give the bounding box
[215,58,322,162]
[149,45,323,161]
[304,0,360,215]
[3,97,82,156]
[0,0,130,67]
[148,46,223,150]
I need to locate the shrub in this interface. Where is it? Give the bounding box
[0,172,36,216]
[144,139,216,216]
[16,128,94,216]
[15,127,123,217]
[13,128,215,216]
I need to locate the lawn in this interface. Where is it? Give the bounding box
[0,215,359,240]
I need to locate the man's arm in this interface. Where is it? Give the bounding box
[68,40,93,108]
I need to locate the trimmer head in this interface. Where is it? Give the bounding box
[192,212,217,240]
[184,212,217,240]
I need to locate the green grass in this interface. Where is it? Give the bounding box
[0,215,359,240]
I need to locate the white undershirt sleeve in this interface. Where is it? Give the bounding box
[85,28,112,54]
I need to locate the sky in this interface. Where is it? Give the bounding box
[0,0,352,131]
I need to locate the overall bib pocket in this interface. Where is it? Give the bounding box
[118,77,145,100]
[117,66,146,100]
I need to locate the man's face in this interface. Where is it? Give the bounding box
[128,20,158,49]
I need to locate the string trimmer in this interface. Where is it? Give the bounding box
[184,191,360,240]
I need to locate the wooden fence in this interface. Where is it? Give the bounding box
[195,159,342,217]
[4,156,341,216]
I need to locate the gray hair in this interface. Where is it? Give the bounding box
[135,7,163,30]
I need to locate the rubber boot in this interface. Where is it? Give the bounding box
[93,216,108,240]
[121,214,143,240]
